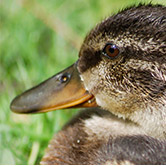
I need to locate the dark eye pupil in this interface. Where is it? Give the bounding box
[109,47,115,53]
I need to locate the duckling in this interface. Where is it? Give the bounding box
[10,3,166,164]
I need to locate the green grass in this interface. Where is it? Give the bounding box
[0,0,166,164]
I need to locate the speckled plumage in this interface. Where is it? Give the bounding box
[78,4,166,73]
[40,4,166,165]
[78,4,166,139]
[41,108,166,165]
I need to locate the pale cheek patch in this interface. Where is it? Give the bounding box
[80,75,84,82]
[80,74,89,91]
[95,96,103,107]
[80,67,102,94]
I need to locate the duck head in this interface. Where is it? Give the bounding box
[11,4,166,138]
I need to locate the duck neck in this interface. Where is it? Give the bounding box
[129,104,166,140]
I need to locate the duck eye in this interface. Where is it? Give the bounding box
[102,43,119,59]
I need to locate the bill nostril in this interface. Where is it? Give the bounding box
[59,73,71,83]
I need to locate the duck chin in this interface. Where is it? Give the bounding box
[95,93,129,120]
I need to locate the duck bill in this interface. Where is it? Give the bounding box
[10,63,97,114]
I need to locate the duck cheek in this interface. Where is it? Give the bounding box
[79,71,98,94]
[95,96,104,108]
[95,94,121,116]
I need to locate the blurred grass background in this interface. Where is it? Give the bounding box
[0,0,166,164]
